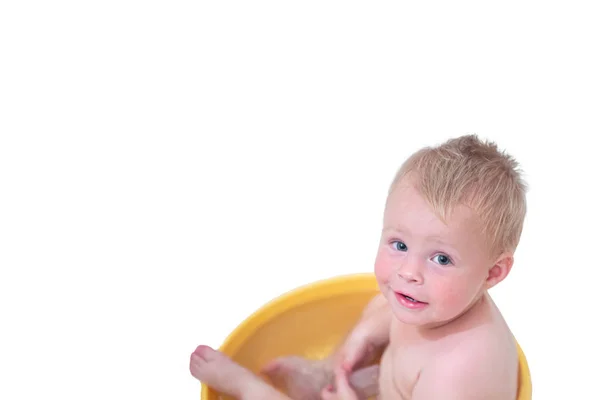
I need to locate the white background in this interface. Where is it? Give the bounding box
[1,1,599,399]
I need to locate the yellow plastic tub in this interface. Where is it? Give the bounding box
[201,273,532,400]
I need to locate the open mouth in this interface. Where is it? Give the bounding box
[402,294,420,303]
[394,292,428,308]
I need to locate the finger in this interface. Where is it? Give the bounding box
[320,384,337,400]
[334,367,359,400]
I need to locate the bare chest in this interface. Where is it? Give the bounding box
[376,323,519,400]
[377,337,431,400]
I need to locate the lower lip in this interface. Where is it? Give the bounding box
[394,292,428,309]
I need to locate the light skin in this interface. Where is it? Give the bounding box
[190,176,520,399]
[374,177,519,399]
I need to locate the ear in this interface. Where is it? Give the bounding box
[485,253,514,289]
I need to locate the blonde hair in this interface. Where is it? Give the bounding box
[389,134,528,256]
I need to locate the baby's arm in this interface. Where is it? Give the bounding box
[352,292,392,347]
[360,293,393,344]
[331,293,392,371]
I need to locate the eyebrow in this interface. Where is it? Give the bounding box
[384,226,451,242]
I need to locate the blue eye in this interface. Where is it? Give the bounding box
[392,241,407,251]
[432,254,452,265]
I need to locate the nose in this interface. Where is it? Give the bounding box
[396,258,424,284]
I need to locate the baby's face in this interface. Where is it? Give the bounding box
[374,179,495,329]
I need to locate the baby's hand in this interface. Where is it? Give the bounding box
[320,367,359,400]
[335,321,377,372]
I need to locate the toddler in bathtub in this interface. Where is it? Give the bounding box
[190,134,527,400]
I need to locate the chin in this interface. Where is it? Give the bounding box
[390,307,455,330]
[391,308,434,325]
[391,310,428,326]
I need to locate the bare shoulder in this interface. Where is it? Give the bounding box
[412,330,519,400]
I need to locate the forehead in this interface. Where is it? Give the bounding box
[384,181,481,239]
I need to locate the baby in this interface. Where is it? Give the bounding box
[190,134,528,399]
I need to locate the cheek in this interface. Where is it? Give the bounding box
[429,279,473,309]
[374,250,392,282]
[437,286,463,307]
